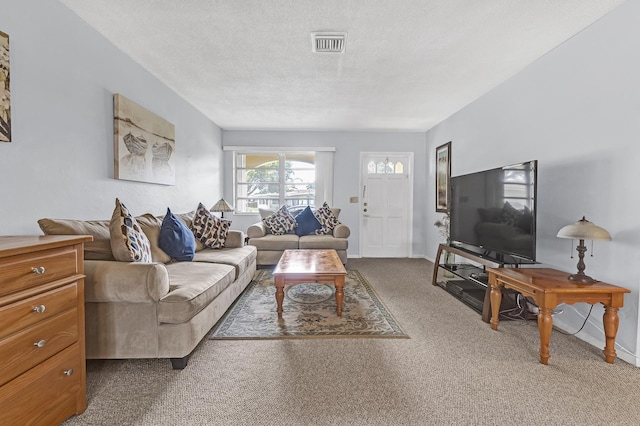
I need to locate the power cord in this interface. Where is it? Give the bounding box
[553,305,593,336]
[507,298,640,361]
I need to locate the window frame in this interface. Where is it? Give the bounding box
[233,150,317,214]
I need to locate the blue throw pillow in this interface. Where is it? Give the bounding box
[159,208,196,261]
[294,206,322,236]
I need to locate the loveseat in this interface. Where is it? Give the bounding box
[246,204,350,266]
[38,202,257,369]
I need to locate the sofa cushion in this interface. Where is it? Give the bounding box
[193,245,257,278]
[313,202,341,235]
[191,203,231,249]
[248,234,300,250]
[262,205,297,235]
[299,234,348,250]
[38,218,115,261]
[294,206,322,236]
[109,198,152,263]
[159,208,196,261]
[136,214,172,263]
[159,262,235,324]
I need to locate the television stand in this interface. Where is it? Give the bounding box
[432,244,504,322]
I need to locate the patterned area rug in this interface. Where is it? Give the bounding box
[209,269,408,339]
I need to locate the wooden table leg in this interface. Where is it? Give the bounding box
[275,276,285,318]
[490,284,502,330]
[335,276,345,317]
[538,307,553,365]
[603,305,620,363]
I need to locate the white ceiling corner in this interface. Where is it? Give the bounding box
[58,0,626,132]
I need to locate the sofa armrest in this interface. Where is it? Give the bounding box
[247,221,267,238]
[334,224,350,239]
[84,260,170,303]
[224,230,245,248]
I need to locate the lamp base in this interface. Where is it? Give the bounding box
[568,273,597,285]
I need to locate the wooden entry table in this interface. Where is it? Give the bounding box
[273,249,347,318]
[487,267,630,365]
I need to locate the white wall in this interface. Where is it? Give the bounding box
[425,0,640,365]
[0,0,224,235]
[222,130,427,258]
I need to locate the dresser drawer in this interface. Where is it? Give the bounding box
[0,282,78,340]
[0,309,78,387]
[0,246,79,297]
[0,343,83,425]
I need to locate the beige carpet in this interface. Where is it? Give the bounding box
[209,269,407,339]
[63,258,640,426]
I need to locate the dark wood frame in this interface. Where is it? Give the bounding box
[435,141,451,212]
[0,30,10,143]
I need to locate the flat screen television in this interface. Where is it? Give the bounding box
[449,160,537,265]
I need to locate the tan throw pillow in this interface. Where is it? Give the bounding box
[191,203,231,249]
[109,198,152,263]
[135,214,171,263]
[38,218,115,260]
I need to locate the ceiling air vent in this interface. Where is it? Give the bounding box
[312,32,347,53]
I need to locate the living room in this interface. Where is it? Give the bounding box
[1,0,640,424]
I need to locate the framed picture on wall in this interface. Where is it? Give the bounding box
[435,141,451,212]
[113,94,176,185]
[0,30,10,143]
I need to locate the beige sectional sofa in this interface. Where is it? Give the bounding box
[38,211,256,369]
[246,206,350,266]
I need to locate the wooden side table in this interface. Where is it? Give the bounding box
[487,267,630,365]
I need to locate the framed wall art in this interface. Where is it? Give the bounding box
[114,94,175,185]
[435,141,451,212]
[0,30,10,143]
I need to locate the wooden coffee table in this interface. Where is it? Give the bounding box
[273,249,347,318]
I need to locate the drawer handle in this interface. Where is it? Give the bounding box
[34,339,47,348]
[63,368,74,376]
[31,266,46,275]
[33,305,46,314]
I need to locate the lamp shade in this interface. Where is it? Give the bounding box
[556,216,611,241]
[210,198,234,213]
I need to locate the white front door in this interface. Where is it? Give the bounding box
[360,153,413,258]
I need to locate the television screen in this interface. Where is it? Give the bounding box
[449,160,537,264]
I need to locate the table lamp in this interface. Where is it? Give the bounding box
[556,216,611,284]
[211,198,234,218]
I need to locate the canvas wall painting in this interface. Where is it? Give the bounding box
[114,94,175,185]
[0,30,10,143]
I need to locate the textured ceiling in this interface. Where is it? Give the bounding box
[59,0,625,131]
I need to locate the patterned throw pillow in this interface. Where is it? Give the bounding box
[314,202,341,235]
[109,198,152,263]
[191,203,231,249]
[263,205,297,235]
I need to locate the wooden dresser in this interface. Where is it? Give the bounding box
[0,235,92,425]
